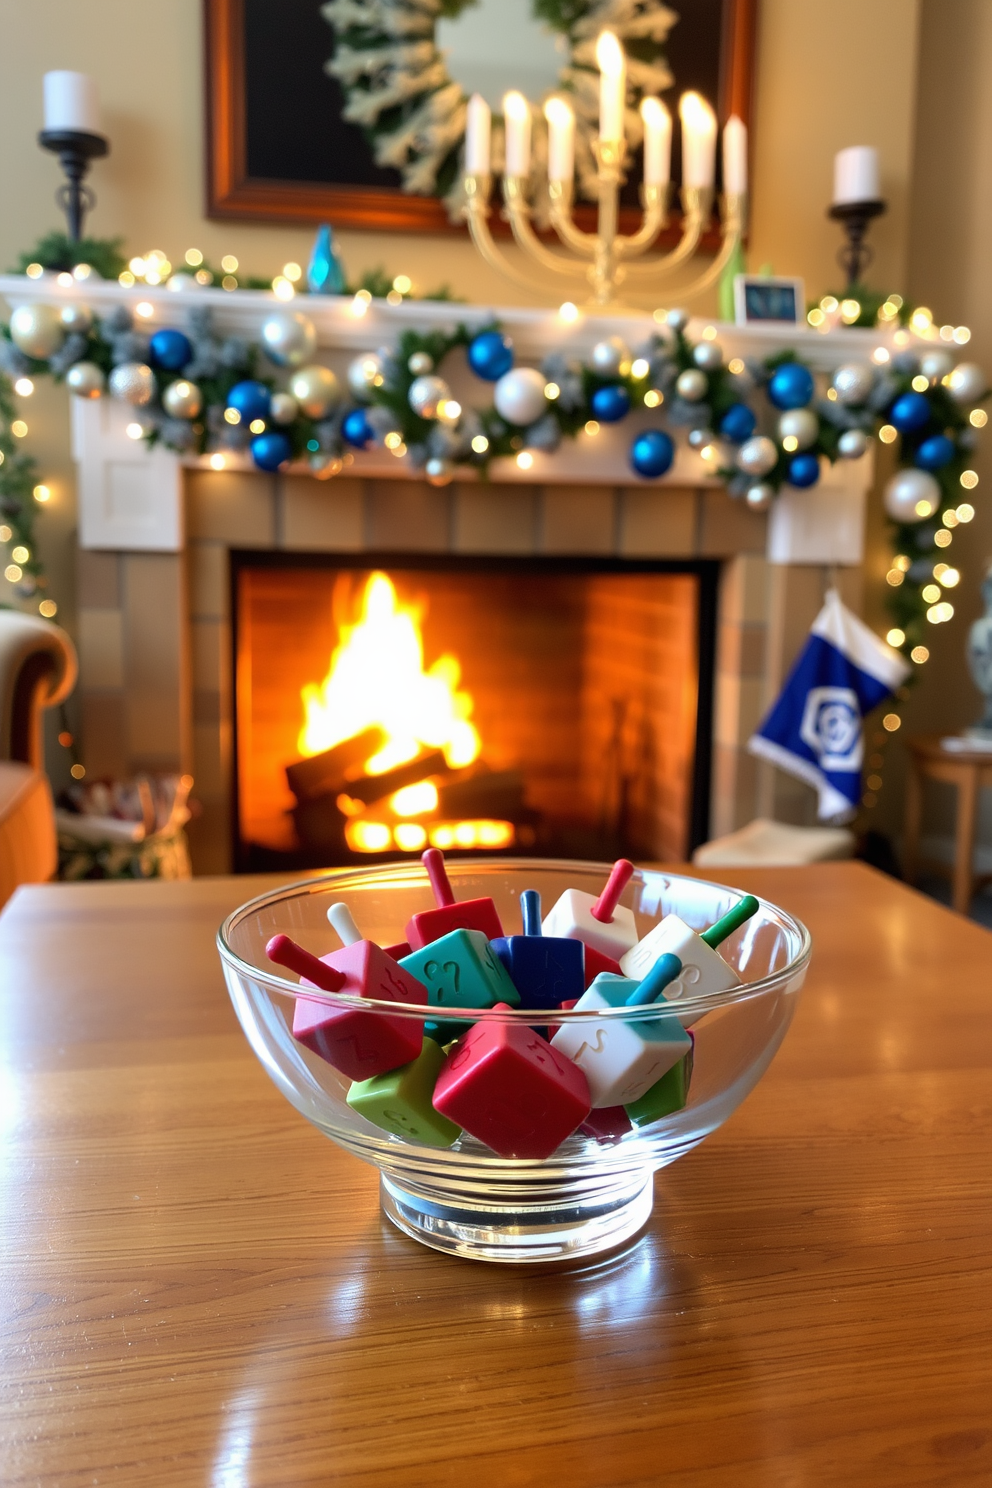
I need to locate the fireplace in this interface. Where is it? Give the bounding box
[232,552,718,871]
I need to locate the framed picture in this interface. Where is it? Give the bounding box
[205,0,757,234]
[733,275,805,325]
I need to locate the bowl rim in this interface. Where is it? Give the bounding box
[216,857,812,1024]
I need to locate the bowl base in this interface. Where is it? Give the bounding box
[380,1168,654,1264]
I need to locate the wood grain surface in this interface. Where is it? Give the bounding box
[0,863,989,1487]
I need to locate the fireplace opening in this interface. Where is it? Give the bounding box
[231,552,717,871]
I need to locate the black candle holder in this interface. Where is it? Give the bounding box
[38,128,109,242]
[827,198,887,288]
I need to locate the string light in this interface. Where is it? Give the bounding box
[782,435,799,452]
[33,484,51,503]
[886,628,905,647]
[559,301,579,323]
[820,295,839,313]
[11,421,27,438]
[224,408,241,425]
[249,418,266,434]
[584,420,600,436]
[25,262,44,279]
[351,289,371,316]
[956,503,975,522]
[840,298,860,323]
[516,451,534,469]
[631,358,650,379]
[960,469,979,489]
[39,600,57,618]
[728,358,745,375]
[125,422,144,440]
[0,526,9,542]
[911,373,929,391]
[872,347,890,365]
[14,378,34,396]
[970,408,987,427]
[471,434,489,454]
[911,645,929,663]
[953,326,971,344]
[543,382,560,400]
[883,713,901,731]
[118,270,136,287]
[272,276,294,300]
[11,545,29,563]
[70,763,86,780]
[922,583,941,603]
[5,564,23,582]
[885,568,904,587]
[222,275,238,291]
[186,248,204,266]
[283,261,302,282]
[135,302,154,319]
[937,565,960,587]
[221,255,238,273]
[392,274,412,294]
[878,424,897,444]
[644,389,663,407]
[942,509,959,528]
[934,528,953,548]
[807,307,825,328]
[209,453,226,470]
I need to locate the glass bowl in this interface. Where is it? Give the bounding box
[218,859,811,1264]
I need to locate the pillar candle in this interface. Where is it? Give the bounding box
[833,145,880,204]
[596,31,626,142]
[679,92,717,189]
[503,90,531,178]
[43,71,100,134]
[723,114,747,195]
[640,97,672,187]
[465,93,491,176]
[544,96,575,184]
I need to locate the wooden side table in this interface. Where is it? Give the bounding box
[903,733,992,913]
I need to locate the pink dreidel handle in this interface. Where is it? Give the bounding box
[422,848,456,908]
[266,933,347,991]
[590,859,634,924]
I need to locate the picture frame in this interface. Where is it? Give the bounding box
[733,275,806,326]
[204,0,757,235]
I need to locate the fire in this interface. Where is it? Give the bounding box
[298,572,481,775]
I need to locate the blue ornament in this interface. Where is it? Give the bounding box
[890,391,931,433]
[767,363,815,410]
[307,223,347,295]
[342,407,375,449]
[468,330,514,382]
[227,380,271,423]
[148,328,192,372]
[915,433,956,470]
[630,429,675,479]
[250,431,291,471]
[591,384,631,423]
[719,402,757,442]
[787,452,820,487]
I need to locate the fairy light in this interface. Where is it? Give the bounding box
[384,431,402,450]
[938,566,960,587]
[894,554,911,572]
[283,261,302,282]
[351,289,372,316]
[631,358,650,379]
[911,645,929,663]
[70,763,86,780]
[969,408,987,427]
[873,347,890,365]
[840,298,861,324]
[584,420,600,436]
[14,378,34,397]
[878,424,897,444]
[224,408,241,425]
[221,255,238,273]
[209,453,226,470]
[701,325,717,341]
[33,484,51,503]
[934,528,953,548]
[644,389,662,408]
[807,308,825,328]
[471,434,489,454]
[558,301,579,323]
[543,382,560,401]
[883,713,901,731]
[118,270,135,287]
[960,469,979,489]
[11,545,29,563]
[942,509,959,528]
[222,275,238,291]
[5,564,23,583]
[272,276,295,300]
[11,421,27,438]
[516,451,534,470]
[820,295,839,313]
[922,583,941,603]
[135,302,154,319]
[186,248,203,266]
[728,358,745,375]
[39,600,57,619]
[782,435,799,452]
[125,422,144,440]
[195,269,213,286]
[911,374,929,391]
[249,418,266,434]
[885,569,904,587]
[392,274,412,294]
[953,326,971,344]
[26,263,44,279]
[57,272,73,287]
[939,324,955,341]
[886,628,905,647]
[956,503,975,522]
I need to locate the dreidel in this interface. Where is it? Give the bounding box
[619,893,759,1026]
[347,1035,462,1148]
[541,859,637,962]
[625,1032,694,1127]
[405,848,504,950]
[491,890,584,1012]
[266,932,426,1081]
[400,926,520,1043]
[327,900,409,961]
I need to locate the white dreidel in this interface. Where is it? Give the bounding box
[541,858,637,962]
[551,953,692,1108]
[619,893,759,1026]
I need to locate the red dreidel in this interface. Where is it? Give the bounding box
[405,847,504,950]
[266,932,426,1081]
[327,900,409,961]
[582,944,622,989]
[432,1004,591,1160]
[541,858,637,962]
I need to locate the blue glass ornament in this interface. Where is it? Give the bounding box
[148,328,192,371]
[307,224,347,295]
[767,363,815,410]
[467,330,514,382]
[890,391,931,433]
[250,431,291,471]
[591,384,631,423]
[342,407,375,449]
[719,402,757,442]
[630,429,675,479]
[915,433,956,470]
[227,380,271,423]
[787,452,820,487]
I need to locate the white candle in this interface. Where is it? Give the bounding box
[679,91,717,189]
[544,96,575,183]
[43,71,101,134]
[503,91,531,178]
[465,93,491,176]
[833,145,880,204]
[640,97,671,187]
[596,31,626,142]
[723,114,747,195]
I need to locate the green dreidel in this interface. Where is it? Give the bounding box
[400,927,520,1043]
[625,1034,695,1127]
[347,1036,462,1147]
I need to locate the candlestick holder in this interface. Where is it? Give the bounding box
[38,128,109,242]
[827,198,886,288]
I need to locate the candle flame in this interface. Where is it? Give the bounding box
[596,31,624,76]
[503,89,530,123]
[640,96,670,129]
[544,96,574,129]
[679,91,716,132]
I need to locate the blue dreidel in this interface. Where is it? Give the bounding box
[491,890,585,1015]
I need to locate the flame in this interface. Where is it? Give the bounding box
[298,572,481,775]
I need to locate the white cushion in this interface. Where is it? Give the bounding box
[693,817,855,868]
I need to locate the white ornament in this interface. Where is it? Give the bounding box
[108,362,155,406]
[919,350,954,382]
[493,366,547,426]
[745,482,774,510]
[347,352,384,401]
[288,364,340,419]
[65,361,105,399]
[59,302,93,333]
[946,362,987,404]
[166,273,206,293]
[666,308,689,331]
[832,362,875,405]
[260,311,317,368]
[550,980,692,1108]
[675,368,708,402]
[736,435,778,476]
[425,456,453,486]
[407,350,434,376]
[162,378,203,419]
[590,336,630,376]
[838,428,869,459]
[693,341,724,371]
[884,468,940,523]
[778,408,818,449]
[409,374,451,420]
[687,426,713,449]
[269,392,299,425]
[10,303,65,359]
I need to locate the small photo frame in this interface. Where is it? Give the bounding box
[733,275,805,326]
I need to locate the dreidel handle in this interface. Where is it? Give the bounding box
[590,858,634,924]
[625,952,683,1006]
[327,902,362,946]
[422,847,456,908]
[520,889,542,937]
[700,894,759,949]
[266,933,347,991]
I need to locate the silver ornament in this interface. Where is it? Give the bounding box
[65,360,105,399]
[745,483,775,511]
[736,435,778,477]
[838,428,870,459]
[269,392,299,425]
[945,361,987,404]
[590,336,630,376]
[409,374,452,421]
[288,364,340,419]
[832,362,875,405]
[309,452,343,480]
[260,311,317,368]
[108,362,156,406]
[407,351,435,376]
[666,308,689,332]
[884,468,940,523]
[59,302,93,334]
[693,340,724,371]
[162,378,203,419]
[919,350,954,382]
[687,426,714,449]
[425,456,453,487]
[778,408,818,450]
[348,352,384,401]
[676,368,708,402]
[492,366,547,426]
[10,303,65,359]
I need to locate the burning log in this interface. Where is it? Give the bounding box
[437,769,525,820]
[337,750,451,811]
[285,726,387,804]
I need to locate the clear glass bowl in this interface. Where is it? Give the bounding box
[218,859,811,1264]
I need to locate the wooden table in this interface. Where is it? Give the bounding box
[903,733,992,914]
[1,864,989,1486]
